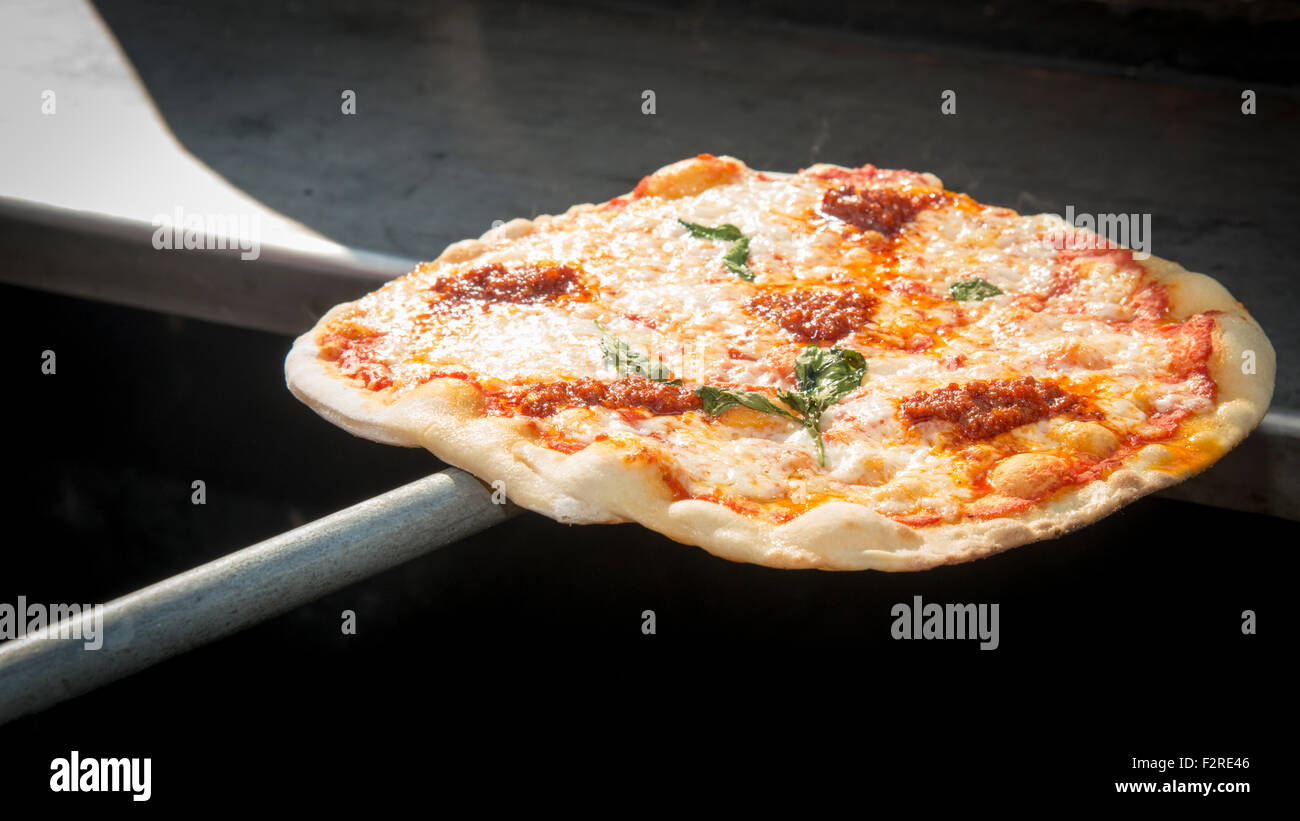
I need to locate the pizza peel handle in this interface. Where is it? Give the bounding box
[0,468,517,725]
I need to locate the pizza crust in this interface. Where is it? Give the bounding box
[285,158,1276,571]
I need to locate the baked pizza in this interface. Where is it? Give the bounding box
[286,155,1275,570]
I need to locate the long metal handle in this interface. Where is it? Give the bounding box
[0,468,517,725]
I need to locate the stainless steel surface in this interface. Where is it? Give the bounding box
[0,468,517,725]
[0,197,416,336]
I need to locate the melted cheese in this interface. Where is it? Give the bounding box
[326,163,1217,525]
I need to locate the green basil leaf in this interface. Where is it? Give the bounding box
[722,236,756,281]
[949,278,1003,302]
[699,346,866,467]
[696,385,740,416]
[677,219,744,242]
[776,388,811,417]
[595,322,678,383]
[696,386,795,420]
[678,219,756,281]
[805,415,827,467]
[793,345,867,410]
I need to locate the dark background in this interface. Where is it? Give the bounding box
[2,0,1294,806]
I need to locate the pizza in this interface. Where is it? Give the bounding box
[285,154,1275,570]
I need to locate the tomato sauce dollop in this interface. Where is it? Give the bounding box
[900,376,1096,440]
[819,185,944,238]
[486,377,701,418]
[430,261,582,305]
[746,288,876,343]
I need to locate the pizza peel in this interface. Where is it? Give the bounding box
[0,469,518,725]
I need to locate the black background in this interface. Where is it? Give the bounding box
[1,224,1286,808]
[2,0,1294,807]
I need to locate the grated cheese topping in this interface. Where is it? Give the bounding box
[320,159,1219,526]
